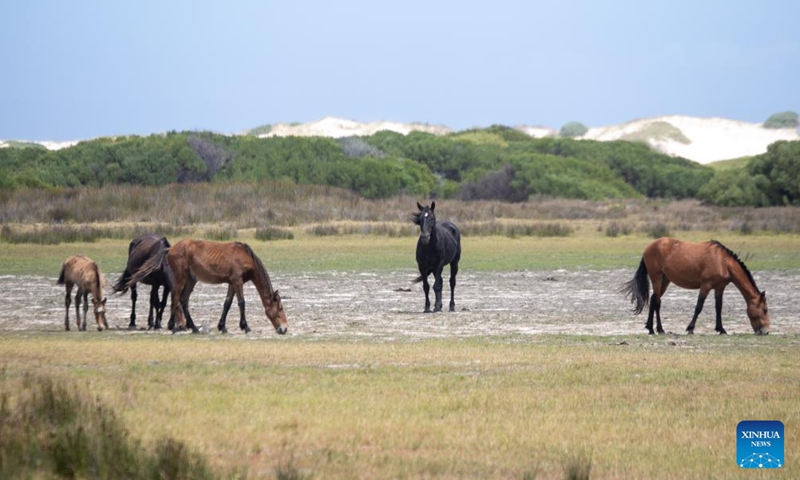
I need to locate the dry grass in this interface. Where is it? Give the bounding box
[0,334,798,479]
[2,184,800,237]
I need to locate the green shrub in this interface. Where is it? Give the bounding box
[255,226,295,241]
[559,121,589,138]
[763,111,799,129]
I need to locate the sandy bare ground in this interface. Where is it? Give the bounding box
[3,269,798,338]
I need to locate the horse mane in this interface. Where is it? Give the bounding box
[242,243,274,294]
[411,211,422,226]
[710,240,759,291]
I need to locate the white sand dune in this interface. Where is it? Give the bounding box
[581,116,799,164]
[264,116,451,138]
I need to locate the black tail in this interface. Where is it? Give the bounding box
[56,264,66,285]
[412,275,424,283]
[124,248,172,292]
[620,258,649,315]
[112,269,132,294]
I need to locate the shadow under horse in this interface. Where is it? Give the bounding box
[621,237,770,335]
[412,201,461,312]
[112,234,172,330]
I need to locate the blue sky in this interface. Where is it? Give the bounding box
[1,0,798,141]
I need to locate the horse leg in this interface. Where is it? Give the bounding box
[432,268,444,312]
[128,283,138,329]
[80,290,89,332]
[181,278,199,333]
[217,284,235,334]
[155,285,169,330]
[64,284,73,331]
[654,276,670,334]
[170,278,186,333]
[645,294,659,335]
[448,260,459,312]
[234,283,250,333]
[714,288,727,334]
[147,284,158,330]
[422,275,432,313]
[686,289,710,334]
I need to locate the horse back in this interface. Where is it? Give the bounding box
[170,239,252,284]
[643,238,728,289]
[58,255,102,291]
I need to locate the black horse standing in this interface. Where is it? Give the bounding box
[112,234,172,329]
[412,201,461,312]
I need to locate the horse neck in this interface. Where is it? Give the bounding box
[727,258,760,302]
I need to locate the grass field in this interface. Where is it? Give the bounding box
[1,229,799,478]
[1,333,798,479]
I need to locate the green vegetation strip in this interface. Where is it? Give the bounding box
[1,333,798,479]
[1,233,798,277]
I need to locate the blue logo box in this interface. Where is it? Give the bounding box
[737,420,784,468]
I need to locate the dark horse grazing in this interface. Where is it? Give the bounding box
[56,255,108,331]
[622,238,770,335]
[412,201,461,312]
[127,239,288,335]
[112,234,171,330]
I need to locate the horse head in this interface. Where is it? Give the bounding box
[747,291,770,335]
[416,201,436,245]
[265,290,288,335]
[92,297,108,331]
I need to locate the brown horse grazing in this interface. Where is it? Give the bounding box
[56,255,109,331]
[112,234,171,330]
[127,239,288,335]
[622,238,770,335]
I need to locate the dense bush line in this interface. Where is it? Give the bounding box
[1,126,799,206]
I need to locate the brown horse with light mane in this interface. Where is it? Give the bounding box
[127,239,287,335]
[622,238,769,335]
[56,255,108,331]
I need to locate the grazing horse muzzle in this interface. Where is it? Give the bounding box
[755,326,770,335]
[276,324,288,335]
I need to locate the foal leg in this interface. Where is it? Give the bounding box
[128,283,138,329]
[645,295,659,335]
[80,290,89,332]
[217,284,236,334]
[714,289,727,334]
[448,260,459,312]
[432,268,444,312]
[686,288,710,335]
[64,284,73,331]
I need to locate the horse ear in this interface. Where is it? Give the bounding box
[431,201,436,211]
[760,291,766,301]
[417,202,424,211]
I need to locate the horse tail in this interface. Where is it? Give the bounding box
[621,258,649,315]
[112,268,132,294]
[125,247,170,291]
[56,263,66,286]
[412,275,424,283]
